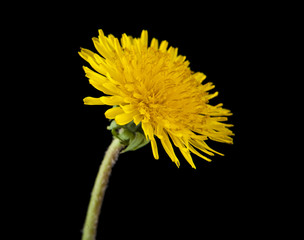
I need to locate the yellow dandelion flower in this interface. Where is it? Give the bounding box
[79,29,234,169]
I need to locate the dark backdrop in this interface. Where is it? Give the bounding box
[38,4,264,239]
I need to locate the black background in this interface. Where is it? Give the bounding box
[23,3,280,239]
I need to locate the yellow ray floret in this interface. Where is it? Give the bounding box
[80,29,234,168]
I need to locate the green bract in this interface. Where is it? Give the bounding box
[107,120,150,153]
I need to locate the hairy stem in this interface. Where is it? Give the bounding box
[82,137,123,240]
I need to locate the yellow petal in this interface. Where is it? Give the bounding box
[141,122,153,140]
[169,133,196,168]
[104,107,124,119]
[188,145,212,162]
[83,97,104,105]
[133,114,143,125]
[120,104,136,113]
[202,82,215,91]
[115,112,134,125]
[79,48,105,75]
[180,148,196,169]
[159,40,168,52]
[121,33,133,49]
[79,48,94,61]
[140,30,148,48]
[150,38,159,49]
[92,37,112,60]
[155,124,164,139]
[107,34,116,48]
[103,82,121,95]
[190,139,223,156]
[168,47,178,61]
[160,132,180,167]
[83,66,107,82]
[100,96,124,105]
[98,29,105,40]
[105,72,120,85]
[207,91,219,100]
[141,122,159,159]
[114,37,123,58]
[193,72,207,83]
[150,137,159,159]
[88,79,115,95]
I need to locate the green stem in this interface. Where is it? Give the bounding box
[82,137,124,240]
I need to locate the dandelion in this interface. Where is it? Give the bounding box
[80,30,234,240]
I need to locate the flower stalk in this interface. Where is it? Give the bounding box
[82,137,123,240]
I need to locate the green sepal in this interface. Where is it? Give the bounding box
[107,120,119,131]
[121,131,150,153]
[107,120,150,153]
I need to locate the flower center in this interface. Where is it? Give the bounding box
[115,45,205,132]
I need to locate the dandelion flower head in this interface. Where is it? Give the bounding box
[79,30,234,168]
